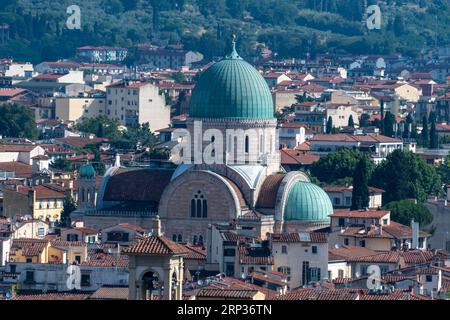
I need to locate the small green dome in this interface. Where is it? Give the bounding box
[79,163,96,179]
[189,41,274,119]
[284,181,333,222]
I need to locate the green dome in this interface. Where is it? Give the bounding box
[284,181,333,222]
[79,163,96,179]
[189,42,274,119]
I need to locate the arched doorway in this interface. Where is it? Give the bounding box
[141,271,162,300]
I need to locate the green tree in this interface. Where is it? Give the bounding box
[326,116,333,134]
[429,112,438,149]
[51,158,71,171]
[421,115,429,147]
[371,150,442,204]
[310,148,373,184]
[382,111,395,137]
[348,115,355,128]
[60,196,77,227]
[385,200,433,227]
[360,113,371,127]
[351,156,371,210]
[0,104,37,139]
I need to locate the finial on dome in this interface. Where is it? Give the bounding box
[227,33,241,60]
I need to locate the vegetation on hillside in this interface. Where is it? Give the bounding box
[0,0,449,63]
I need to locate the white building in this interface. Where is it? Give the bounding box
[106,81,171,130]
[271,232,328,288]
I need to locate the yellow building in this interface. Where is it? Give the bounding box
[3,184,66,223]
[9,239,87,265]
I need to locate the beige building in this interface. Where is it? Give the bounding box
[3,184,66,223]
[326,104,359,128]
[55,96,106,122]
[106,81,171,131]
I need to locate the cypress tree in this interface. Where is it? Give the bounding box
[429,112,438,149]
[422,114,429,147]
[351,156,370,210]
[326,116,333,134]
[348,115,355,127]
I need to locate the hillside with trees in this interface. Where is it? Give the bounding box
[0,0,449,63]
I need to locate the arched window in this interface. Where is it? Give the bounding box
[172,234,177,242]
[193,235,198,245]
[178,234,182,243]
[202,199,207,218]
[81,188,85,202]
[245,135,249,153]
[198,235,204,246]
[190,199,196,217]
[190,191,207,219]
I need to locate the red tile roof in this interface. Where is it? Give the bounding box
[256,174,285,208]
[330,209,390,219]
[0,162,32,178]
[271,232,328,243]
[125,235,188,255]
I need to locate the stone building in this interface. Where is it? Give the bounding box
[75,40,333,244]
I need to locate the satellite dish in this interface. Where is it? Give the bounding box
[355,272,361,278]
[241,273,247,280]
[5,291,12,299]
[197,280,203,286]
[334,244,339,249]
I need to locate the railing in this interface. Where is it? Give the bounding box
[84,210,157,217]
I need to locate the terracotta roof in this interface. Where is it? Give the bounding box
[89,286,128,300]
[271,232,328,243]
[11,239,49,257]
[323,185,384,193]
[331,209,390,219]
[13,292,91,300]
[256,174,286,208]
[196,288,260,299]
[16,185,66,199]
[311,133,402,143]
[184,245,206,260]
[329,245,377,261]
[239,246,273,265]
[0,162,32,178]
[0,144,39,152]
[125,235,188,255]
[82,252,128,268]
[280,149,320,165]
[55,137,106,148]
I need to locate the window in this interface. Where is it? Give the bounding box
[190,191,207,218]
[344,238,349,246]
[345,197,351,205]
[25,271,34,283]
[338,218,345,227]
[334,198,341,205]
[178,234,182,243]
[81,274,91,287]
[224,248,236,257]
[173,234,177,242]
[359,240,366,247]
[67,234,78,242]
[10,265,16,273]
[245,136,249,153]
[277,267,291,275]
[37,227,45,237]
[312,246,318,254]
[426,275,433,282]
[75,255,81,264]
[193,235,198,244]
[281,245,288,254]
[338,269,344,278]
[26,258,32,263]
[361,265,369,276]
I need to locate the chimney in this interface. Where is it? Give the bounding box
[153,215,161,237]
[411,219,419,249]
